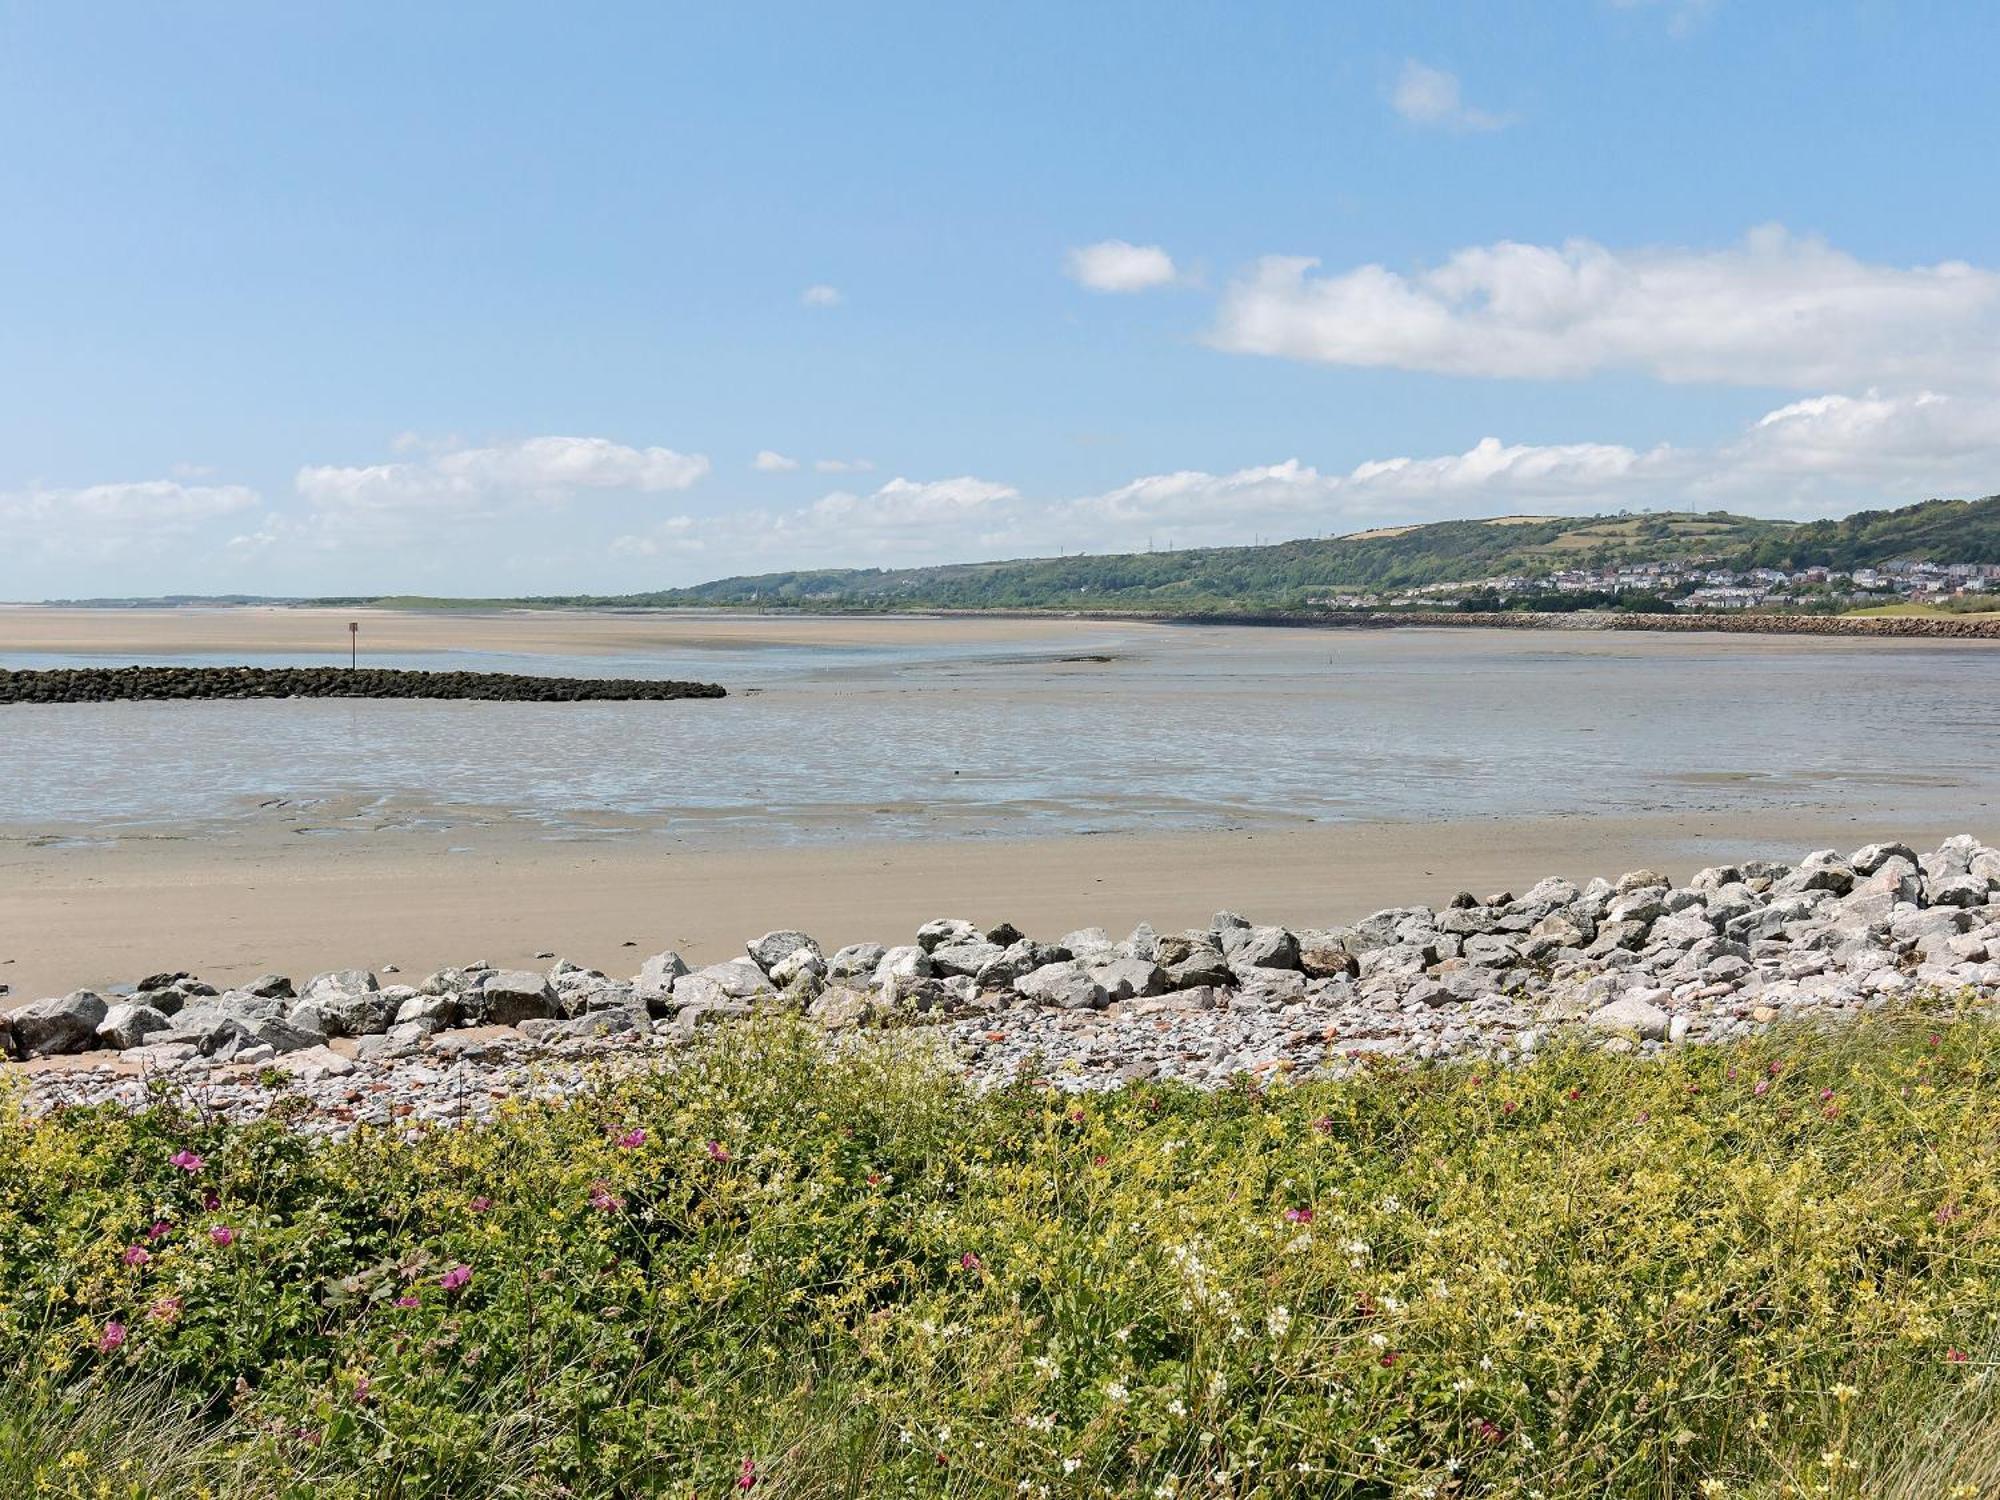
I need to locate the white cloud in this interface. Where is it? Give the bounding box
[1609,0,1716,38]
[1211,226,2000,390]
[752,450,800,472]
[813,457,874,474]
[810,475,1018,528]
[801,284,843,308]
[0,479,261,577]
[1391,62,1509,131]
[1064,240,1180,293]
[609,475,1022,569]
[298,435,710,515]
[0,479,258,534]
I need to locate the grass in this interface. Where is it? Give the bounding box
[1,1005,1997,1497]
[1842,600,2000,619]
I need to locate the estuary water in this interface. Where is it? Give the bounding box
[3,619,1997,845]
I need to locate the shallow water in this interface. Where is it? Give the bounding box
[2,623,1996,844]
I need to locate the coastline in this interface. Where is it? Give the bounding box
[7,601,2000,646]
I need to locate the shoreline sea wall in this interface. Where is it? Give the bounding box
[0,666,727,704]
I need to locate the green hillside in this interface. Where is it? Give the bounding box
[1734,495,2000,571]
[535,510,1796,613]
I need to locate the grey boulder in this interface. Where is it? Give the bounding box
[1014,960,1109,1010]
[1587,994,1671,1042]
[747,931,820,975]
[10,991,109,1055]
[477,970,559,1026]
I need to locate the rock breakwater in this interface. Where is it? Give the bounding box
[0,666,727,704]
[8,836,1999,1131]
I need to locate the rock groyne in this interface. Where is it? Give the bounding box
[0,666,727,704]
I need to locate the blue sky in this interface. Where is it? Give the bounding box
[3,1,1999,597]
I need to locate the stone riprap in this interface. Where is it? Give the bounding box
[7,835,1999,1131]
[0,666,726,704]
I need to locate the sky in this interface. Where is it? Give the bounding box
[3,0,1999,599]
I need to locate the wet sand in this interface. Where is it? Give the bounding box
[1,806,1985,1003]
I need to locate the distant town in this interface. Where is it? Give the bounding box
[1315,556,2000,613]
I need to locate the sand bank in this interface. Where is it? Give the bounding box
[0,606,1137,657]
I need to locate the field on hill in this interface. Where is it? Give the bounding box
[4,1008,1997,1498]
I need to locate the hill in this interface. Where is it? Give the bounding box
[523,509,1794,613]
[1733,495,2000,571]
[539,494,1996,613]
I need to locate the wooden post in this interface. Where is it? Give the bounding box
[348,621,358,670]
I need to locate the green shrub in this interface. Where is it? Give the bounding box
[1,1009,1995,1497]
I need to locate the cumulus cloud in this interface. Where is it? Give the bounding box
[0,479,259,537]
[1211,226,2000,389]
[610,475,1023,568]
[0,479,261,582]
[810,475,1018,528]
[1064,240,1180,293]
[1391,62,1510,131]
[297,435,710,515]
[813,457,874,474]
[752,450,800,472]
[800,284,843,308]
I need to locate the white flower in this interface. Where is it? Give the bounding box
[1368,1332,1389,1348]
[1104,1381,1129,1402]
[1063,1458,1080,1475]
[1267,1305,1292,1338]
[1167,1398,1188,1418]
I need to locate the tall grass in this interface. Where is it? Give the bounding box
[1,1006,1995,1497]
